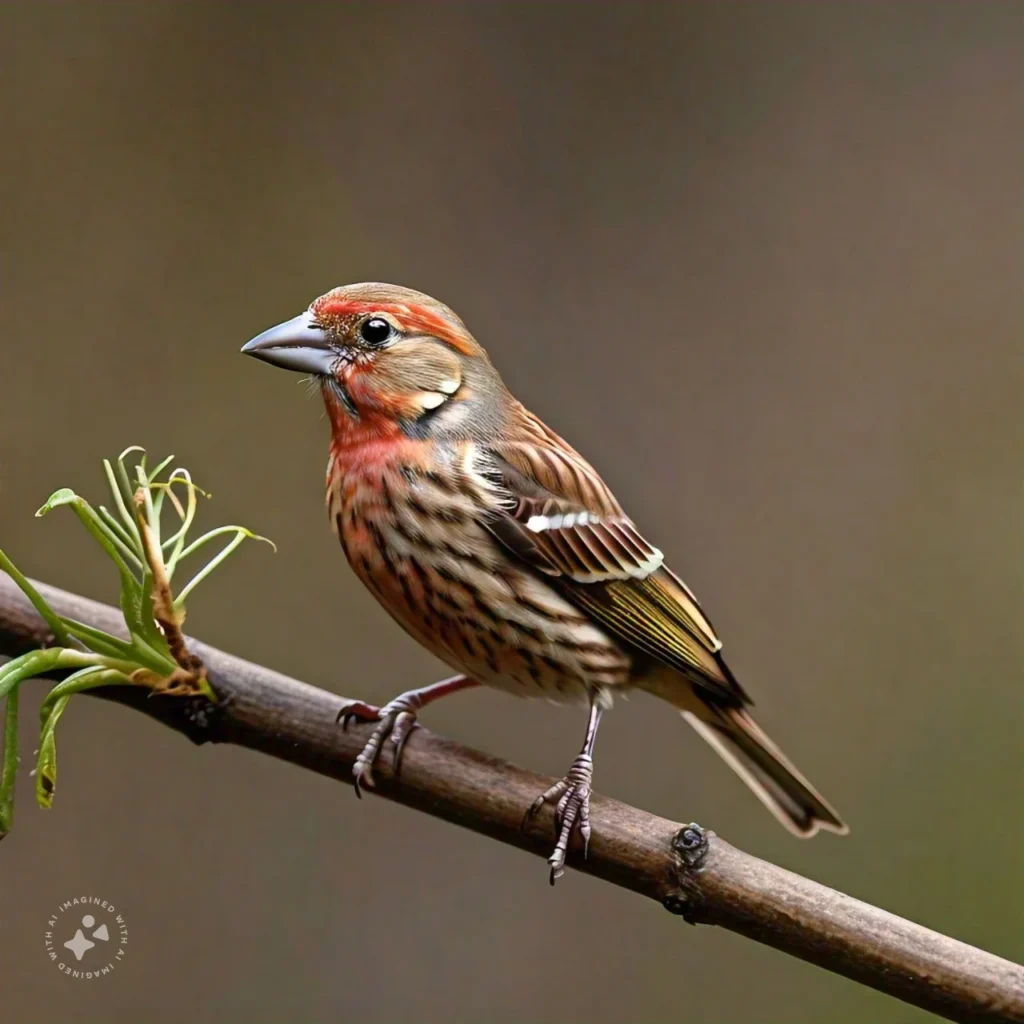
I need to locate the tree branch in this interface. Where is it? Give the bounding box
[0,575,1020,1024]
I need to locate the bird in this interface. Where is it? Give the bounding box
[242,282,847,882]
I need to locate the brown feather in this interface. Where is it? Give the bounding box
[483,410,749,706]
[358,340,464,419]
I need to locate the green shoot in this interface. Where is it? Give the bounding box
[0,448,272,837]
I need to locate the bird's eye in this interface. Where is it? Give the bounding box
[359,317,393,346]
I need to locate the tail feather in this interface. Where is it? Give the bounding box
[682,706,848,837]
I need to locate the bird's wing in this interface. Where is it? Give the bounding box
[482,409,749,706]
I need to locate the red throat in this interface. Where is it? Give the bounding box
[321,374,428,477]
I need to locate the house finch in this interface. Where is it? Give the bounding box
[243,283,847,881]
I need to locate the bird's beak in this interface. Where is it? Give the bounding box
[241,313,337,375]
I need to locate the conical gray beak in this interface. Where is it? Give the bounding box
[241,313,337,375]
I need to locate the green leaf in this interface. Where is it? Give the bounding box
[37,667,133,809]
[36,695,68,810]
[175,525,277,564]
[114,448,143,521]
[148,454,175,483]
[173,527,274,608]
[163,469,204,575]
[44,494,159,651]
[59,618,174,674]
[91,509,145,572]
[0,547,74,648]
[35,488,78,516]
[103,459,142,550]
[38,666,133,729]
[0,650,130,700]
[0,688,19,838]
[97,505,137,552]
[135,461,161,546]
[0,649,126,828]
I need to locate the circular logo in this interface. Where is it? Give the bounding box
[44,897,128,979]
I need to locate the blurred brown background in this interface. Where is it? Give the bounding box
[1,2,1021,1021]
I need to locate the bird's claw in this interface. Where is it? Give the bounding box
[522,753,594,884]
[336,699,380,731]
[339,696,421,798]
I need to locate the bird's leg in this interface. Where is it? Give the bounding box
[337,674,479,796]
[524,695,603,884]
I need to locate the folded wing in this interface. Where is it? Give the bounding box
[482,408,750,707]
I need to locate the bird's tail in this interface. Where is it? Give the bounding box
[681,702,848,837]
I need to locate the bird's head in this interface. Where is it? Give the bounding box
[243,283,507,441]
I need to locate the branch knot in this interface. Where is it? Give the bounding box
[663,822,710,923]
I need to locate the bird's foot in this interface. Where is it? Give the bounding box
[523,752,594,884]
[336,695,420,797]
